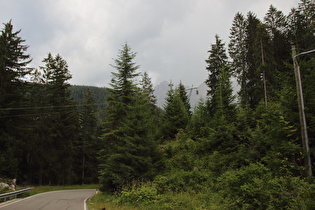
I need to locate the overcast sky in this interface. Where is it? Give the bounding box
[1,0,300,87]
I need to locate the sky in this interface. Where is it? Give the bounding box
[1,0,300,87]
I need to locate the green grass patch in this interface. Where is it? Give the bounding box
[0,187,10,194]
[17,184,99,198]
[87,172,315,210]
[88,192,138,210]
[87,181,217,210]
[87,189,221,210]
[30,184,99,193]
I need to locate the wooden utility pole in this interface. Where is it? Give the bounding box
[291,45,312,177]
[261,38,268,107]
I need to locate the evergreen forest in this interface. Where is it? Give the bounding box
[1,1,315,208]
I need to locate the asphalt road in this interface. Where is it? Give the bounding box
[0,189,96,210]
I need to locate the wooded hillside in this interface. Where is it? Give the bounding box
[69,85,109,122]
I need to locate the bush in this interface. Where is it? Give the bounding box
[119,182,158,205]
[217,163,315,209]
[0,186,9,194]
[153,170,212,193]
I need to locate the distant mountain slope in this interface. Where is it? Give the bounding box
[69,82,208,117]
[69,85,109,121]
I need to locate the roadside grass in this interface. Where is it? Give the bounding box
[0,187,10,194]
[30,184,99,193]
[88,192,138,210]
[87,190,219,210]
[0,184,99,204]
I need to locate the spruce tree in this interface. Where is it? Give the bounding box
[214,66,236,118]
[78,89,99,184]
[99,43,159,191]
[187,99,210,138]
[205,34,230,116]
[245,12,266,108]
[264,5,291,99]
[287,0,315,51]
[140,71,162,140]
[233,12,274,108]
[24,69,52,184]
[0,21,32,178]
[229,12,248,106]
[140,71,157,106]
[39,53,79,185]
[161,82,189,140]
[178,81,191,116]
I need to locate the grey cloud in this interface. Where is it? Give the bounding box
[0,0,299,87]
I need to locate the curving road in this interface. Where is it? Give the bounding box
[0,189,96,210]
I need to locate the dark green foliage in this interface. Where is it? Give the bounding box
[212,66,236,119]
[245,12,268,108]
[161,83,189,140]
[205,35,229,112]
[264,5,292,92]
[187,100,211,138]
[99,43,160,192]
[243,103,302,175]
[177,81,191,116]
[69,85,109,122]
[229,12,248,106]
[0,21,32,179]
[153,170,211,193]
[287,0,315,51]
[217,163,315,209]
[140,72,157,106]
[74,89,100,184]
[206,35,235,118]
[229,10,284,107]
[301,58,315,169]
[31,53,80,185]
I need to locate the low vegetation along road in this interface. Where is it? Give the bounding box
[0,189,96,210]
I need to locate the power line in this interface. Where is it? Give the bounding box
[0,103,107,112]
[0,112,59,119]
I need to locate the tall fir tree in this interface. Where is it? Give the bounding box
[178,81,191,117]
[229,12,248,106]
[0,21,32,179]
[187,99,211,139]
[244,12,274,108]
[23,69,52,184]
[140,71,157,106]
[140,71,162,139]
[161,82,189,140]
[38,53,79,185]
[264,5,292,99]
[213,66,236,118]
[77,88,99,184]
[99,43,159,191]
[205,34,231,116]
[287,0,315,53]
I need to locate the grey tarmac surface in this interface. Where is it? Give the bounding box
[0,189,96,210]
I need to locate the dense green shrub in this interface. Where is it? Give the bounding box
[0,186,9,194]
[119,182,158,205]
[153,170,212,193]
[216,163,315,209]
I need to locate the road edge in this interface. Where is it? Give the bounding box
[85,189,99,210]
